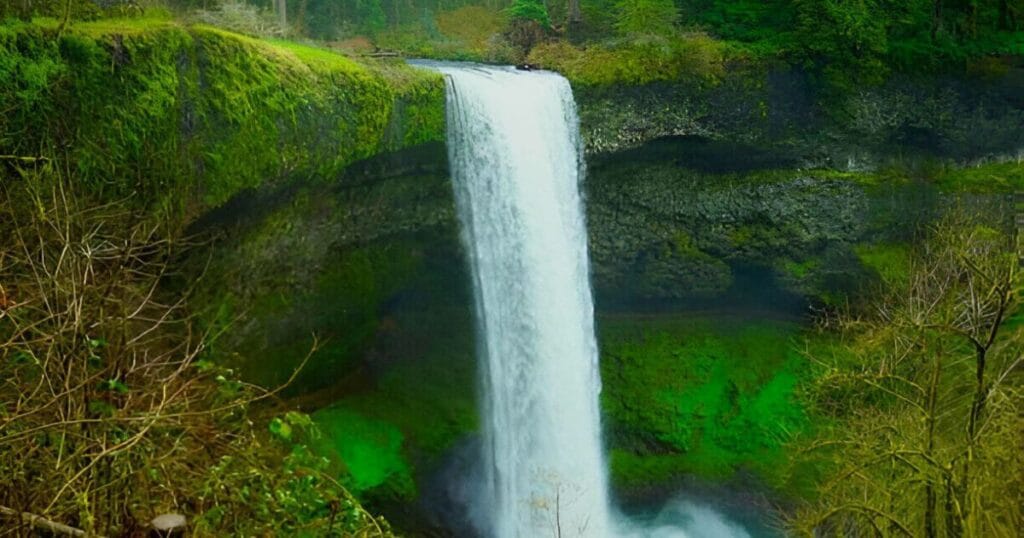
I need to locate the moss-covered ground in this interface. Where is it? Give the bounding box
[304,308,838,507]
[599,314,832,499]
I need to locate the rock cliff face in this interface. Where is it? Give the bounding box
[165,49,1021,533]
[190,132,1016,394]
[574,67,1024,167]
[582,137,1016,306]
[184,64,1024,385]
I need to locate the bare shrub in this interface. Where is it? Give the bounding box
[0,165,390,536]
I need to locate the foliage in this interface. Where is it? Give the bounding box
[787,213,1023,536]
[375,6,519,62]
[139,1,1024,89]
[506,0,551,28]
[527,33,725,85]
[614,0,678,37]
[791,0,890,88]
[436,6,506,54]
[854,242,912,285]
[0,166,391,536]
[931,160,1024,193]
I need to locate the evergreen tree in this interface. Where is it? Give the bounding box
[508,0,552,28]
[614,0,678,36]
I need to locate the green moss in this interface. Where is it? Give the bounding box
[330,308,478,457]
[782,258,821,280]
[931,161,1024,193]
[0,19,446,212]
[227,241,423,392]
[727,226,756,248]
[307,307,477,503]
[854,242,911,284]
[312,407,416,499]
[64,14,178,37]
[608,450,691,489]
[599,315,826,496]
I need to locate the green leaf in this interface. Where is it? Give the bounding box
[11,350,36,364]
[269,417,293,441]
[102,378,129,394]
[88,401,116,416]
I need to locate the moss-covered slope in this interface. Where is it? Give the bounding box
[0,17,445,210]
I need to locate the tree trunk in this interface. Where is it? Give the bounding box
[18,0,32,21]
[999,0,1016,30]
[944,474,963,537]
[57,0,72,36]
[568,0,582,24]
[932,0,943,38]
[296,0,308,34]
[277,0,288,30]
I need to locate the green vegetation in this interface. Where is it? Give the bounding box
[507,0,551,28]
[0,15,444,210]
[3,3,1022,536]
[527,33,725,86]
[788,216,1023,536]
[614,0,679,37]
[313,408,416,499]
[142,0,1024,91]
[599,315,827,495]
[0,167,393,536]
[932,160,1024,192]
[308,307,477,501]
[0,10,446,536]
[209,240,425,391]
[854,242,912,284]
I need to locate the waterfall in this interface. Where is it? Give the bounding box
[418,62,755,538]
[434,64,613,538]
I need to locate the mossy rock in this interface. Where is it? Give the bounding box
[0,18,446,212]
[598,314,831,500]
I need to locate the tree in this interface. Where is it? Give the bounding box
[504,0,551,53]
[792,0,890,87]
[999,0,1021,30]
[508,0,552,28]
[614,0,678,37]
[276,0,287,29]
[568,0,583,26]
[788,213,1023,536]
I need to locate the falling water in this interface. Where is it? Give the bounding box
[418,62,756,538]
[434,64,613,538]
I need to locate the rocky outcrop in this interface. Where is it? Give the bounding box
[574,67,1024,168]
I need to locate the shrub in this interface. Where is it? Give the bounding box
[507,0,551,29]
[527,33,725,86]
[614,0,678,37]
[0,165,391,536]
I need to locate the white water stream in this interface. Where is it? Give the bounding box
[439,63,612,538]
